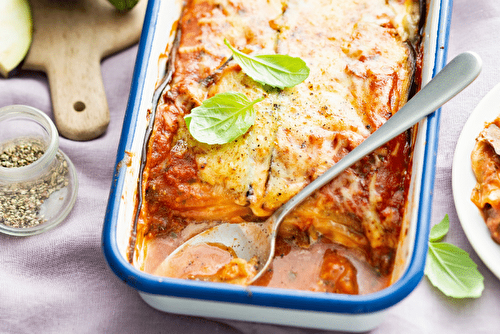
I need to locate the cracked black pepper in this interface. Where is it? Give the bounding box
[0,140,68,228]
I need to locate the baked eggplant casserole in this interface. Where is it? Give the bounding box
[133,0,424,294]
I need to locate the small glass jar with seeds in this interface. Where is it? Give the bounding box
[0,105,78,236]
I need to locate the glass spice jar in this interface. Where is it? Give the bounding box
[0,105,78,236]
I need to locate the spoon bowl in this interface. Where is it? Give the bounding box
[162,52,482,284]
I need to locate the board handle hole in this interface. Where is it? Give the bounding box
[73,101,86,112]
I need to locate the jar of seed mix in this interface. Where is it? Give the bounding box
[0,105,78,236]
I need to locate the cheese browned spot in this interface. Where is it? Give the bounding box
[136,0,421,293]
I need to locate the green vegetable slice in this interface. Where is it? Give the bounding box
[107,0,139,11]
[185,92,264,145]
[0,0,32,77]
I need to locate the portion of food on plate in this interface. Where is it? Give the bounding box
[471,116,500,244]
[133,0,423,294]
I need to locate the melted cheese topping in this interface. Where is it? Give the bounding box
[137,0,421,292]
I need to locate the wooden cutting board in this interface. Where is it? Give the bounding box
[23,0,148,141]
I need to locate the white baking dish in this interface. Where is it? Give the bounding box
[102,0,451,331]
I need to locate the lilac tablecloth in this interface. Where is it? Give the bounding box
[1,0,500,333]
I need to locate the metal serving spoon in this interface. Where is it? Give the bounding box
[162,52,482,284]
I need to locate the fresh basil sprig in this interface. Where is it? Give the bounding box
[425,215,484,298]
[184,92,264,145]
[224,39,310,89]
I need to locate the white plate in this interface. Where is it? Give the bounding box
[452,82,500,280]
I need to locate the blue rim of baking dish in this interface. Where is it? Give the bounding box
[102,0,452,315]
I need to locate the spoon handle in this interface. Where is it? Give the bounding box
[275,51,482,222]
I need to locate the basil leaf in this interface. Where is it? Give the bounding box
[429,214,450,242]
[425,242,484,298]
[224,39,310,89]
[184,92,263,145]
